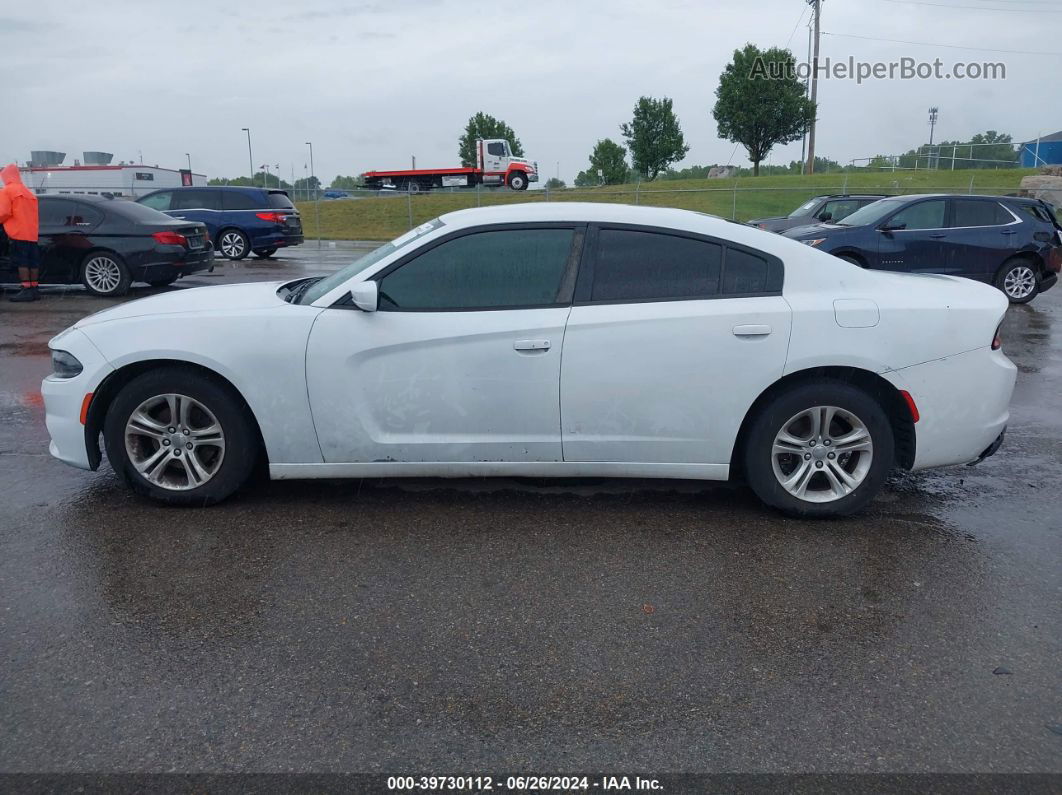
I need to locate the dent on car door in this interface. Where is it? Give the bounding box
[877,199,948,273]
[560,226,791,465]
[304,225,582,464]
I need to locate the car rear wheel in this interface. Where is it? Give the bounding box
[218,229,250,260]
[995,258,1039,303]
[744,381,894,518]
[103,368,259,506]
[81,252,131,296]
[252,247,278,258]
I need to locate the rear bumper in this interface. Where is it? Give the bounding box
[251,230,304,249]
[970,428,1006,465]
[136,246,214,280]
[882,346,1016,471]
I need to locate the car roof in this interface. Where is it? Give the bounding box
[813,193,888,199]
[437,202,805,257]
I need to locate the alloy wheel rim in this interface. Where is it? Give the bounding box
[125,393,226,491]
[771,405,874,503]
[221,232,246,257]
[85,257,121,293]
[1003,266,1035,299]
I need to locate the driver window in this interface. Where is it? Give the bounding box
[140,191,173,211]
[377,228,574,310]
[486,142,505,157]
[888,200,946,230]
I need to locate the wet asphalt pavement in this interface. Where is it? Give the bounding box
[0,247,1059,775]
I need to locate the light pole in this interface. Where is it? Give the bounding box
[260,164,271,188]
[306,141,321,248]
[185,153,192,171]
[241,128,254,185]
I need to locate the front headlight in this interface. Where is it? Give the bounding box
[51,350,83,379]
[801,238,826,247]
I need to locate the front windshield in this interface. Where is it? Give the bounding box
[833,198,901,227]
[788,198,820,218]
[298,218,445,305]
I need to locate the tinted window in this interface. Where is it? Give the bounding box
[592,229,721,301]
[267,191,295,209]
[39,199,79,227]
[888,200,946,230]
[723,248,770,294]
[378,228,573,310]
[951,199,1011,227]
[221,190,261,210]
[170,189,220,210]
[820,199,861,221]
[111,200,181,225]
[486,142,505,156]
[1016,203,1053,224]
[139,191,172,211]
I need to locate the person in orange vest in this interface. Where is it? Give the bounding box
[0,163,41,302]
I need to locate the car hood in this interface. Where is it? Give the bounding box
[747,216,786,225]
[75,281,290,328]
[782,222,851,239]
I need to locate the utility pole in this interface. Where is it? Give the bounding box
[928,107,939,169]
[307,142,321,249]
[241,128,254,185]
[805,0,821,175]
[800,18,813,174]
[185,153,192,171]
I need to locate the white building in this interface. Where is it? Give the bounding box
[20,164,207,199]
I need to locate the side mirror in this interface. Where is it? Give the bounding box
[879,221,906,232]
[817,211,833,222]
[350,281,378,312]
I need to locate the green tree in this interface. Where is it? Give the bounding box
[545,177,566,189]
[458,112,524,167]
[712,44,816,176]
[208,173,290,189]
[621,97,689,180]
[330,175,364,190]
[584,138,630,185]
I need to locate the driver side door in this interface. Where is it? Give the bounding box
[304,225,582,464]
[876,198,948,272]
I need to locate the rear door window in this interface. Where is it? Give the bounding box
[222,190,261,210]
[139,191,173,211]
[590,229,722,301]
[170,189,220,211]
[951,199,1012,228]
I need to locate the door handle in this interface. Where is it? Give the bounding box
[172,215,186,219]
[733,325,771,337]
[514,339,550,351]
[929,233,947,238]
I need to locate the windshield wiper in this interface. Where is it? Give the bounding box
[284,277,322,304]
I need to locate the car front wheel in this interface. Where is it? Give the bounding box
[744,381,894,518]
[103,368,258,505]
[995,258,1039,304]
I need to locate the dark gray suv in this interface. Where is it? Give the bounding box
[748,194,887,233]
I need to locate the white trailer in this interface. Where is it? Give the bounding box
[20,165,207,199]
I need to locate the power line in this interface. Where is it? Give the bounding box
[821,30,1062,56]
[881,0,1062,11]
[785,5,807,49]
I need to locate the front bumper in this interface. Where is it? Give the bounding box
[42,329,115,471]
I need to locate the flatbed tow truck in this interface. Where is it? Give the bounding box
[362,139,538,192]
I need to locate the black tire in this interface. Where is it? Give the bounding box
[743,380,894,518]
[147,275,179,288]
[103,367,259,506]
[217,228,251,260]
[994,257,1039,304]
[252,247,278,258]
[80,251,132,296]
[507,171,529,191]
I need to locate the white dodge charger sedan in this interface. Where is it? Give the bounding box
[43,203,1016,517]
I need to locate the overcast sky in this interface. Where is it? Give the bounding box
[2,0,1059,184]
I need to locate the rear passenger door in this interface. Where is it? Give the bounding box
[167,189,221,237]
[560,225,791,467]
[946,198,1021,282]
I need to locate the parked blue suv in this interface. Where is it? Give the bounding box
[137,186,304,260]
[783,193,1062,303]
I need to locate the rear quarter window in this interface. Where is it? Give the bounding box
[221,191,262,210]
[267,192,295,209]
